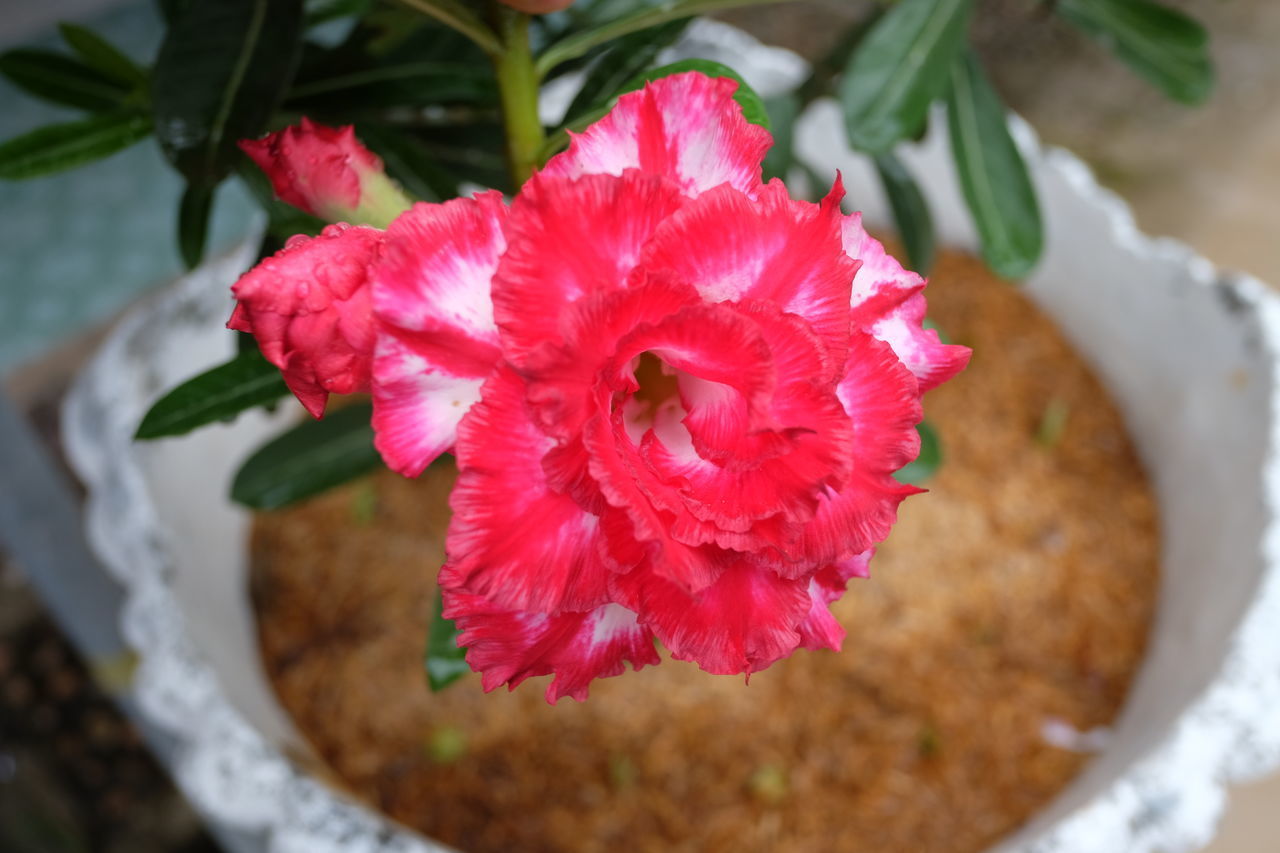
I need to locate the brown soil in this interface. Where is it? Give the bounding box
[250,248,1159,853]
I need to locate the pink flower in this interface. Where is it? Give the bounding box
[229,223,383,418]
[230,73,969,702]
[239,118,410,227]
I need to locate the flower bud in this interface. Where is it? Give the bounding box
[239,118,411,228]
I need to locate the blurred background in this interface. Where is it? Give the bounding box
[0,0,1276,850]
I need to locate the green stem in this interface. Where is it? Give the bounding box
[535,0,805,78]
[493,10,545,188]
[397,0,503,57]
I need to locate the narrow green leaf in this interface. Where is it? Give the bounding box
[1056,0,1212,105]
[57,23,147,87]
[285,60,496,111]
[152,0,304,187]
[621,59,771,130]
[839,0,973,154]
[945,51,1042,279]
[895,421,942,486]
[874,151,935,274]
[425,587,469,692]
[0,114,151,180]
[563,17,690,120]
[135,349,290,440]
[231,404,382,510]
[177,183,213,269]
[0,48,129,111]
[761,93,800,182]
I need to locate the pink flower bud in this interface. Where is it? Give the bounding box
[239,118,411,228]
[228,223,384,418]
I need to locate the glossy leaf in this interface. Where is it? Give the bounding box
[621,58,771,130]
[563,17,690,120]
[152,0,304,187]
[0,114,151,180]
[57,23,146,87]
[0,48,129,112]
[874,151,935,274]
[895,421,942,486]
[285,60,496,111]
[231,404,382,510]
[426,587,469,692]
[1056,0,1212,105]
[946,51,1042,279]
[839,0,972,154]
[135,349,290,440]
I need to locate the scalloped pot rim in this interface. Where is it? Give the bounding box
[60,20,1280,853]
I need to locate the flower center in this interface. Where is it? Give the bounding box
[632,351,681,410]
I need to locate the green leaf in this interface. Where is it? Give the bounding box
[838,0,973,154]
[135,349,290,439]
[231,404,382,510]
[563,17,690,120]
[874,151,935,274]
[1056,0,1211,105]
[0,113,151,180]
[945,51,1042,279]
[57,23,147,87]
[425,587,469,692]
[895,421,942,486]
[285,60,496,111]
[0,48,130,111]
[761,93,800,182]
[621,58,771,130]
[152,0,304,187]
[177,183,213,269]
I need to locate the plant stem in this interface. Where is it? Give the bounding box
[493,9,545,188]
[397,0,504,57]
[534,0,805,79]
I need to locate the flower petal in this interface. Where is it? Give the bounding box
[492,171,687,365]
[371,193,506,475]
[639,180,856,363]
[842,213,970,391]
[795,550,874,652]
[541,71,772,198]
[444,595,659,703]
[441,366,613,614]
[610,559,809,676]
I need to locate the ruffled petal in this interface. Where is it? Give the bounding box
[441,366,614,614]
[444,595,659,703]
[869,291,971,393]
[795,550,874,652]
[492,171,687,366]
[541,72,772,199]
[640,180,856,363]
[841,213,970,391]
[371,193,506,475]
[610,560,809,676]
[228,223,383,418]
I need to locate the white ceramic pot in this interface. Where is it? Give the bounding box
[62,21,1280,853]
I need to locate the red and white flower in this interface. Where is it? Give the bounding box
[231,73,969,702]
